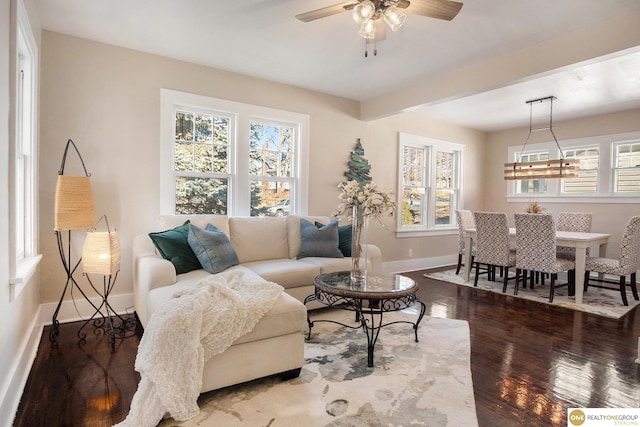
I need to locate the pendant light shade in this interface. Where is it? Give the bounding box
[383,6,406,31]
[54,175,95,230]
[82,215,121,276]
[54,139,95,230]
[358,19,377,39]
[353,0,375,24]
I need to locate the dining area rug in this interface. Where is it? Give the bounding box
[426,269,640,319]
[158,309,478,427]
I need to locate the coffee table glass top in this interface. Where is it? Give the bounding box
[314,271,417,299]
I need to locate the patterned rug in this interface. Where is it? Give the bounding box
[159,308,478,427]
[425,268,640,319]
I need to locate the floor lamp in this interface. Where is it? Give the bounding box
[81,215,135,342]
[51,139,99,341]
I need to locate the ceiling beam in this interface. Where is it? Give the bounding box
[359,7,640,121]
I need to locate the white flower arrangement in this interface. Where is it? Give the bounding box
[334,180,396,224]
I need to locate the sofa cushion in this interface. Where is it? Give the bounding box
[234,292,306,345]
[242,259,320,290]
[187,223,239,274]
[229,217,289,263]
[148,221,202,274]
[316,221,352,257]
[147,266,262,320]
[299,256,366,274]
[297,218,343,259]
[287,215,332,259]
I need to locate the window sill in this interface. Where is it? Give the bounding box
[9,254,42,301]
[396,228,457,238]
[506,195,640,204]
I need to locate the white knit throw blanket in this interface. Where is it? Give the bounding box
[114,270,284,427]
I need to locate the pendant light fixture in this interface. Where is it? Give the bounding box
[504,96,579,181]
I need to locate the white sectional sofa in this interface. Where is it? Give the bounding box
[132,214,383,393]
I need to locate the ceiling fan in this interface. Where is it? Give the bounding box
[296,0,463,50]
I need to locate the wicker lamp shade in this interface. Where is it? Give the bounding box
[54,175,95,231]
[82,230,121,275]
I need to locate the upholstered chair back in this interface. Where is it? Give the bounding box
[456,210,475,255]
[514,213,558,272]
[557,212,592,232]
[474,212,512,266]
[619,215,640,273]
[556,212,593,259]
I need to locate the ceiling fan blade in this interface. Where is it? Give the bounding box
[295,2,358,22]
[396,0,411,9]
[405,0,463,21]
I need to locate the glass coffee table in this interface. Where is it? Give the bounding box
[304,271,426,367]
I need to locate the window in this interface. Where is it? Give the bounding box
[563,147,599,193]
[173,110,232,214]
[249,120,294,216]
[9,0,41,299]
[506,132,640,202]
[398,133,464,235]
[161,90,309,216]
[515,152,549,194]
[613,141,640,193]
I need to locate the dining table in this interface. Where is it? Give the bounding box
[463,228,611,304]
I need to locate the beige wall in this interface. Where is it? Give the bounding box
[39,31,486,304]
[485,108,640,255]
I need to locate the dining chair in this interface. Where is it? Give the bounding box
[584,215,640,306]
[455,210,476,275]
[472,212,517,292]
[556,212,593,260]
[514,213,575,303]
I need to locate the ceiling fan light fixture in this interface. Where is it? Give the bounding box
[383,6,406,31]
[358,18,377,39]
[352,0,376,24]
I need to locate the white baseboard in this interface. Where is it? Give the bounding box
[0,307,43,427]
[38,292,135,326]
[384,255,457,275]
[1,293,135,426]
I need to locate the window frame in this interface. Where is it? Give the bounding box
[612,140,640,194]
[397,132,465,237]
[160,89,310,216]
[506,131,640,203]
[9,0,41,300]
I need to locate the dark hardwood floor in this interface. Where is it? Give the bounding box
[13,267,640,426]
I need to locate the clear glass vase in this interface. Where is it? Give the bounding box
[351,204,369,287]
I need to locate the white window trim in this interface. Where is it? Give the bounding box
[160,89,310,216]
[506,131,640,204]
[396,132,464,238]
[9,0,40,300]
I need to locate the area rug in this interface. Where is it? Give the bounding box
[425,269,640,319]
[158,309,478,427]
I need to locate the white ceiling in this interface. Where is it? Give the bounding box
[34,0,640,131]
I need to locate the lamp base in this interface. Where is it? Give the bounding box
[80,273,137,344]
[50,230,102,342]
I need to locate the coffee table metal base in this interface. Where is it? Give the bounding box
[304,290,426,367]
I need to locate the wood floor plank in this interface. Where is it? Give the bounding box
[13,268,640,426]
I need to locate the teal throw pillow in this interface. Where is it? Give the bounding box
[316,221,352,257]
[148,220,202,274]
[187,223,239,274]
[298,218,343,259]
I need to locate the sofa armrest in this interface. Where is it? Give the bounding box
[363,244,383,276]
[133,234,178,324]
